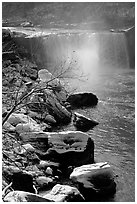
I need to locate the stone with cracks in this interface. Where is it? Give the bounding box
[43,184,85,202]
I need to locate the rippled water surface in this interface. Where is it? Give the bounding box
[66,68,135,202]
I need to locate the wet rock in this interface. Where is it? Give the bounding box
[38,131,94,168]
[7,113,37,126]
[16,122,42,134]
[73,112,99,131]
[11,171,36,193]
[43,184,85,202]
[4,191,52,202]
[67,92,98,108]
[36,176,54,190]
[70,162,116,199]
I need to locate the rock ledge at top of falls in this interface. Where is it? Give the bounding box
[67,92,98,108]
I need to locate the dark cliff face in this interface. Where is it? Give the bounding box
[2,2,135,30]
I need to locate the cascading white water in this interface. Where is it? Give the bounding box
[41,32,129,71]
[33,31,129,91]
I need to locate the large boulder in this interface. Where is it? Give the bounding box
[43,184,85,202]
[70,162,116,200]
[37,131,94,168]
[19,131,94,168]
[73,112,99,131]
[67,92,98,108]
[4,191,51,202]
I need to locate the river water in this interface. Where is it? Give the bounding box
[71,68,135,202]
[42,31,135,202]
[11,27,135,201]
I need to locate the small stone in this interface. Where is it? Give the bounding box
[45,114,56,124]
[45,167,53,175]
[36,176,54,189]
[38,160,59,169]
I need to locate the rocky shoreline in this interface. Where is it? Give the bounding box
[2,29,117,202]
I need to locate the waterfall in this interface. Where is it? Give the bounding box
[14,29,130,91]
[39,31,129,72]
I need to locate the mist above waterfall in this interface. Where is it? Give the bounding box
[24,30,127,91]
[40,31,129,73]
